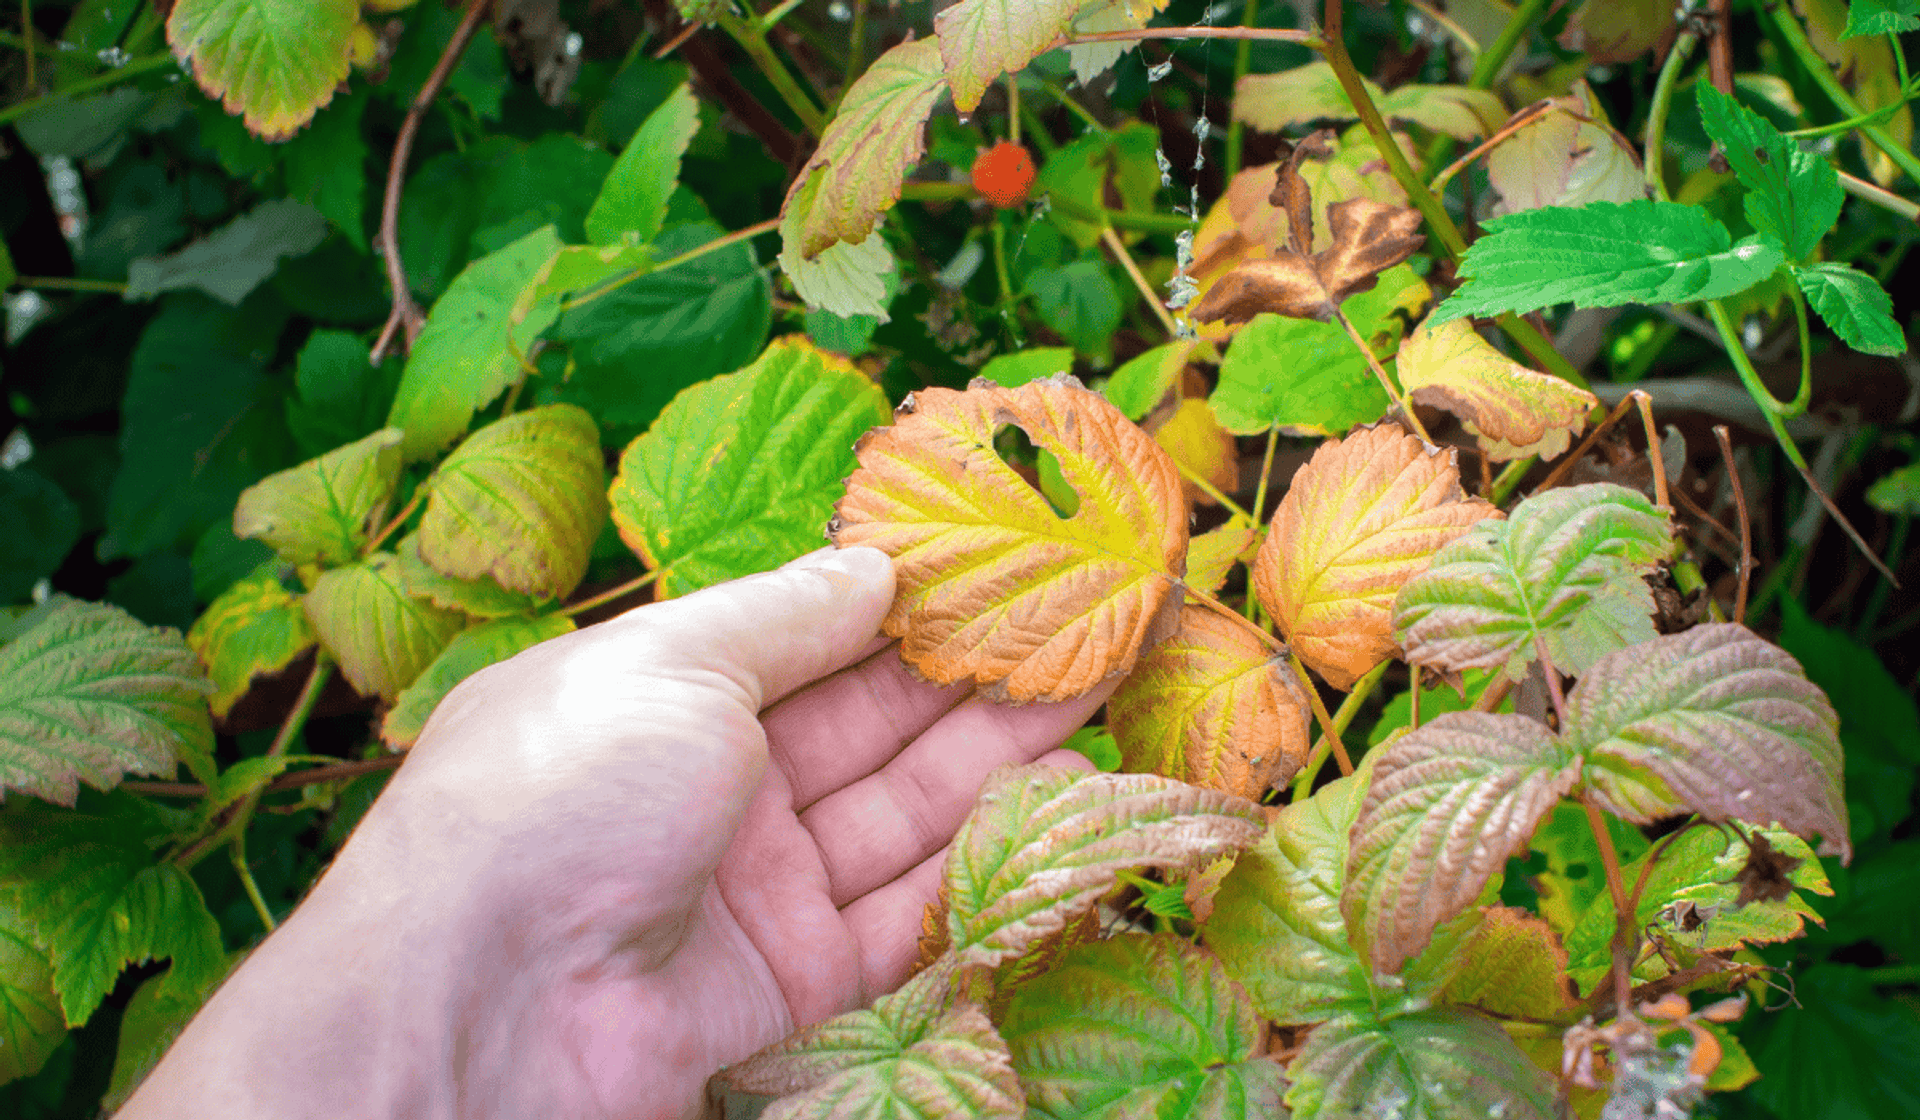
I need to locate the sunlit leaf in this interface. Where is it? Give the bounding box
[832,376,1188,703]
[393,534,542,619]
[1184,523,1260,597]
[1393,483,1671,680]
[231,428,405,567]
[0,599,214,804]
[1485,83,1646,214]
[1565,623,1850,859]
[1345,712,1578,972]
[978,347,1074,389]
[1255,423,1497,689]
[1285,1009,1556,1120]
[419,405,607,602]
[1107,608,1310,798]
[168,0,361,139]
[1154,398,1240,508]
[944,763,1264,968]
[1234,61,1504,140]
[0,897,64,1083]
[1396,318,1598,462]
[381,614,575,747]
[1698,85,1842,263]
[187,564,317,718]
[1439,906,1577,1021]
[1103,340,1198,421]
[935,0,1080,112]
[0,797,224,1027]
[1190,198,1425,326]
[302,553,466,700]
[614,337,889,598]
[585,83,700,247]
[1792,262,1906,356]
[1003,933,1288,1119]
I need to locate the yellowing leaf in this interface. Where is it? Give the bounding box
[781,38,946,259]
[393,535,541,619]
[1485,82,1646,215]
[1396,318,1598,461]
[302,553,466,700]
[780,227,896,321]
[936,0,1081,112]
[1440,906,1577,1021]
[1557,0,1676,62]
[832,376,1188,703]
[1108,609,1310,799]
[1152,398,1239,507]
[380,614,574,748]
[1184,523,1261,596]
[168,0,360,139]
[1234,61,1505,140]
[419,405,607,602]
[231,428,405,567]
[1254,424,1497,689]
[187,563,317,718]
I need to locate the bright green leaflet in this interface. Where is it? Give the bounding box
[382,614,576,747]
[1842,0,1920,36]
[585,83,700,248]
[607,338,889,598]
[387,225,567,461]
[977,347,1074,389]
[1791,263,1907,356]
[186,564,317,718]
[231,428,405,568]
[126,200,329,305]
[1285,1009,1556,1120]
[1526,802,1651,935]
[1696,85,1842,263]
[167,0,358,139]
[1866,460,1920,515]
[1002,934,1288,1120]
[1103,341,1195,421]
[1429,200,1787,324]
[0,599,215,803]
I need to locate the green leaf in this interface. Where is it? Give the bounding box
[1843,0,1920,36]
[419,405,606,602]
[0,797,224,1026]
[978,348,1075,389]
[1866,460,1920,515]
[393,535,542,620]
[232,428,405,568]
[1002,934,1288,1119]
[1526,801,1649,935]
[1061,726,1122,772]
[1393,483,1671,680]
[1437,906,1577,1021]
[1345,712,1578,972]
[126,200,329,306]
[1793,262,1906,356]
[608,337,889,598]
[285,330,405,460]
[0,898,64,1084]
[1429,200,1787,324]
[1026,262,1122,364]
[0,238,15,289]
[167,0,359,139]
[302,553,466,700]
[186,563,317,718]
[1697,85,1843,262]
[586,83,700,248]
[1285,1009,1556,1120]
[1562,825,1830,995]
[387,225,567,461]
[935,0,1081,112]
[1746,964,1920,1120]
[102,954,238,1111]
[283,92,370,251]
[1031,124,1165,248]
[0,467,80,604]
[381,614,574,747]
[0,599,214,804]
[1565,623,1850,859]
[1103,341,1199,421]
[944,763,1264,969]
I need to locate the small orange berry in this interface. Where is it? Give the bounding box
[971,141,1037,209]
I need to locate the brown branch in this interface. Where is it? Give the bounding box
[1706,0,1733,98]
[372,0,492,364]
[1714,427,1754,624]
[122,754,407,800]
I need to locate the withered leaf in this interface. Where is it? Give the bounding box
[1189,197,1426,326]
[1396,317,1599,462]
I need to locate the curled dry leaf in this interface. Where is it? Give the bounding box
[1107,608,1311,799]
[831,376,1187,703]
[1189,196,1426,326]
[1485,82,1645,216]
[1396,318,1599,462]
[1253,423,1498,689]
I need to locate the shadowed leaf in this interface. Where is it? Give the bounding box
[1234,62,1505,140]
[232,428,405,567]
[1396,319,1598,462]
[1255,423,1497,689]
[1344,712,1577,972]
[1285,1009,1556,1120]
[1566,624,1850,859]
[381,614,575,748]
[126,200,330,305]
[832,376,1187,703]
[945,763,1264,968]
[303,554,466,700]
[187,564,317,718]
[0,897,63,1082]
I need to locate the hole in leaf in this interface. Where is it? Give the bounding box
[992,424,1080,519]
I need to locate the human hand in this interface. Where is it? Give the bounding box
[122,547,1110,1120]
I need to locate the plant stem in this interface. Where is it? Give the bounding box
[1291,652,1353,775]
[364,490,425,555]
[0,27,57,58]
[840,0,868,88]
[1224,0,1260,178]
[1763,1,1920,185]
[561,216,781,314]
[0,50,173,127]
[1177,464,1254,521]
[1837,169,1920,222]
[1713,425,1754,625]
[1469,0,1549,89]
[1856,514,1908,639]
[1006,73,1021,145]
[1488,457,1531,504]
[231,834,278,932]
[758,0,807,30]
[1043,190,1196,235]
[21,0,34,92]
[1289,658,1388,797]
[1644,30,1700,200]
[1533,636,1568,727]
[1103,224,1181,335]
[716,6,824,137]
[561,568,660,617]
[122,754,407,799]
[11,275,128,293]
[1334,306,1431,443]
[1581,794,1640,1021]
[1188,586,1287,655]
[1063,26,1314,48]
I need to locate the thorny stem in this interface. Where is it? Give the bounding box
[1289,659,1387,798]
[1581,794,1640,1023]
[1764,0,1920,186]
[561,569,660,617]
[373,0,490,362]
[1333,306,1432,444]
[363,490,425,556]
[715,6,824,137]
[1292,653,1353,776]
[1713,426,1754,625]
[1103,225,1182,335]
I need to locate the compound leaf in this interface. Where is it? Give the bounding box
[231,428,405,568]
[1002,933,1288,1120]
[832,376,1188,704]
[1255,423,1496,689]
[302,553,466,700]
[1344,712,1577,973]
[1566,623,1850,859]
[381,614,575,748]
[1285,1009,1556,1120]
[0,600,214,804]
[1107,608,1310,799]
[935,0,1080,112]
[1396,318,1599,462]
[1393,483,1671,680]
[1429,200,1786,325]
[1697,85,1842,263]
[1792,262,1906,356]
[944,763,1264,969]
[167,0,360,139]
[612,337,890,598]
[420,405,607,602]
[186,563,317,718]
[586,83,700,247]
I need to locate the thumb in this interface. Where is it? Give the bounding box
[626,546,896,711]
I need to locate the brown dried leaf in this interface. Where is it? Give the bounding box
[832,376,1188,703]
[1253,424,1498,689]
[1188,197,1426,326]
[1107,609,1311,799]
[1397,318,1599,462]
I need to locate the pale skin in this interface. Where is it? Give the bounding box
[121,546,1110,1120]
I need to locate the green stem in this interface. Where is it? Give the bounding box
[1489,457,1532,504]
[561,569,660,617]
[991,218,1015,313]
[1041,190,1196,235]
[0,49,174,127]
[758,0,807,30]
[1467,0,1550,89]
[1763,1,1920,185]
[231,834,278,933]
[1837,168,1920,223]
[1224,0,1260,178]
[1706,299,1807,430]
[1036,78,1107,134]
[1177,464,1253,521]
[10,275,129,293]
[1643,30,1701,201]
[841,0,867,89]
[1289,659,1389,799]
[1862,962,1920,985]
[715,7,825,137]
[1581,795,1639,1020]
